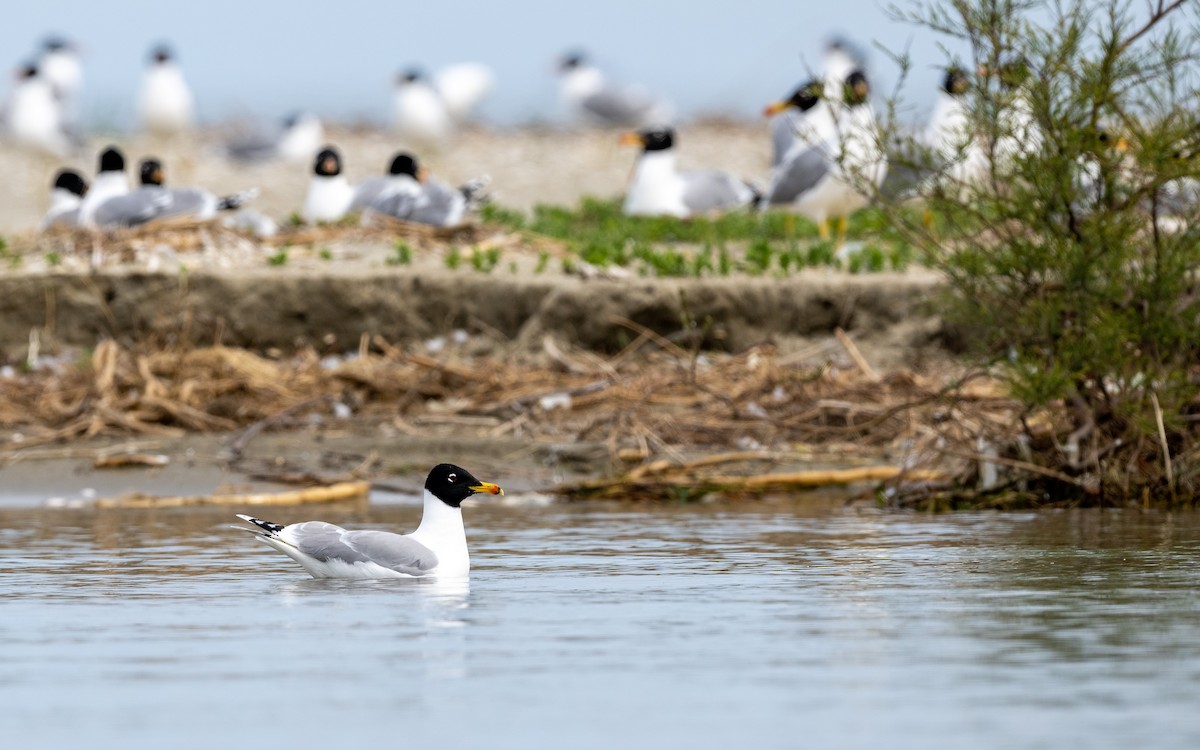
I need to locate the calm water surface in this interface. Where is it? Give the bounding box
[2,498,1198,749]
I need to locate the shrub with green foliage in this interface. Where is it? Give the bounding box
[883,0,1200,501]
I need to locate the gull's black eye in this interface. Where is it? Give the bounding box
[448,473,457,483]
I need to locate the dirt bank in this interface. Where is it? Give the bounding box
[0,265,949,368]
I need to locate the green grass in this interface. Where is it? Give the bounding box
[267,249,289,266]
[479,197,925,277]
[386,241,413,266]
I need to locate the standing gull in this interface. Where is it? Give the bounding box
[37,36,83,104]
[5,63,73,157]
[433,62,494,122]
[137,44,195,136]
[235,463,503,579]
[393,68,455,147]
[761,71,887,245]
[556,51,672,127]
[620,127,756,217]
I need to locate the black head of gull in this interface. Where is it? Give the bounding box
[942,66,970,96]
[52,169,87,197]
[843,71,870,106]
[42,36,74,53]
[313,147,342,177]
[763,79,823,117]
[17,62,39,80]
[398,68,425,85]
[558,50,587,72]
[425,463,503,508]
[620,127,674,152]
[139,158,165,186]
[98,146,126,174]
[149,44,174,65]
[388,152,419,178]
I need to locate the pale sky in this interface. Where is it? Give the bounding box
[3,0,967,129]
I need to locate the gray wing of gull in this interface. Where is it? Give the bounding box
[582,87,657,125]
[764,146,830,205]
[369,190,421,221]
[288,521,438,575]
[681,170,752,213]
[771,111,802,168]
[91,188,172,228]
[159,187,219,220]
[225,129,279,163]
[349,176,389,211]
[409,178,465,226]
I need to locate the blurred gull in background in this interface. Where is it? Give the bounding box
[392,68,455,147]
[620,127,756,217]
[225,111,324,165]
[37,36,83,106]
[4,63,74,156]
[363,151,488,227]
[91,157,256,227]
[40,169,88,229]
[761,71,887,245]
[137,44,195,136]
[78,145,131,226]
[302,145,375,223]
[433,62,494,122]
[556,50,673,127]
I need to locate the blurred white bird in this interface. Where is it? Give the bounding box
[820,36,868,104]
[137,44,195,136]
[78,146,131,226]
[91,158,256,228]
[41,168,88,229]
[620,127,755,217]
[364,152,488,227]
[37,36,83,104]
[226,112,324,166]
[5,63,73,156]
[762,71,887,245]
[556,50,673,127]
[433,62,494,122]
[392,68,455,147]
[302,146,372,223]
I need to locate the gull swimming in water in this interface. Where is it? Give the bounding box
[363,151,488,227]
[620,127,756,217]
[235,463,503,579]
[137,44,195,136]
[556,50,673,127]
[41,169,88,229]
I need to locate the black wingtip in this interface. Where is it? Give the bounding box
[237,514,285,534]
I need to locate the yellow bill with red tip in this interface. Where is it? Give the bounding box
[470,482,504,496]
[763,101,790,117]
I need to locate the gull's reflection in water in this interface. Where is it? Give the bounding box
[272,575,473,679]
[276,574,472,626]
